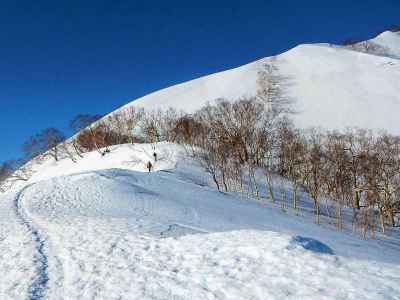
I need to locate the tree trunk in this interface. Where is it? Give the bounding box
[212,173,220,191]
[336,202,342,231]
[73,142,84,158]
[293,184,299,212]
[222,170,228,192]
[354,190,360,210]
[265,171,275,202]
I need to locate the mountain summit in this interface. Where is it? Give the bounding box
[108,31,400,134]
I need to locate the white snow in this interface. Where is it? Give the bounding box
[108,31,400,134]
[0,193,37,299]
[371,31,400,58]
[277,43,400,132]
[2,32,400,299]
[1,143,400,299]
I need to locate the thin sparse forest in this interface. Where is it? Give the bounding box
[1,62,399,239]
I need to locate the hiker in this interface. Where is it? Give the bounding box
[102,148,111,157]
[146,161,153,173]
[153,152,157,162]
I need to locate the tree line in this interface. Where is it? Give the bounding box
[1,61,399,238]
[178,105,400,237]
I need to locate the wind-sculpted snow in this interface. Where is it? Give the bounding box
[1,143,400,299]
[3,167,397,299]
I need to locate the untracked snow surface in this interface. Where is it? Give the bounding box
[1,143,400,299]
[108,31,400,134]
[372,31,400,58]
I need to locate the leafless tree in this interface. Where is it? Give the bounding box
[0,161,13,191]
[124,107,145,143]
[257,58,294,116]
[23,128,65,161]
[277,120,307,212]
[374,134,400,232]
[303,129,326,224]
[69,113,102,133]
[324,132,352,230]
[344,40,390,56]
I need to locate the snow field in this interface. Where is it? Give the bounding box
[0,142,398,299]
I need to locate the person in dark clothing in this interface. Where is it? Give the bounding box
[147,161,153,173]
[153,152,157,162]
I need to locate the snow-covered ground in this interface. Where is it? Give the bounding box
[108,31,400,134]
[372,31,400,58]
[2,31,400,300]
[1,143,400,299]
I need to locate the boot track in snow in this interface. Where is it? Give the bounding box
[14,184,51,300]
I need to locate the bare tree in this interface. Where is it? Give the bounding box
[303,129,326,224]
[277,120,307,212]
[59,141,78,163]
[324,132,352,230]
[172,116,203,145]
[105,108,143,145]
[374,134,400,231]
[23,128,65,161]
[124,107,145,143]
[69,113,102,133]
[0,159,34,190]
[0,161,13,191]
[256,58,294,117]
[344,40,390,56]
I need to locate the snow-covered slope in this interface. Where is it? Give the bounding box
[2,31,400,300]
[110,31,400,134]
[1,143,400,299]
[371,31,400,58]
[278,43,400,132]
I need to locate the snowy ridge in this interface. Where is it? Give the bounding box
[370,31,400,58]
[103,31,400,134]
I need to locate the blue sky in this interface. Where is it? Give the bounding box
[0,0,399,164]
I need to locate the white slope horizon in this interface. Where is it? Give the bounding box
[108,30,400,134]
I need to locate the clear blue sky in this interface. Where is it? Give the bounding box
[0,0,399,164]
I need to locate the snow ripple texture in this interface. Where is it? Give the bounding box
[0,143,399,299]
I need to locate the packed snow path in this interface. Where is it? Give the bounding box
[1,144,400,299]
[14,185,50,300]
[0,193,37,299]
